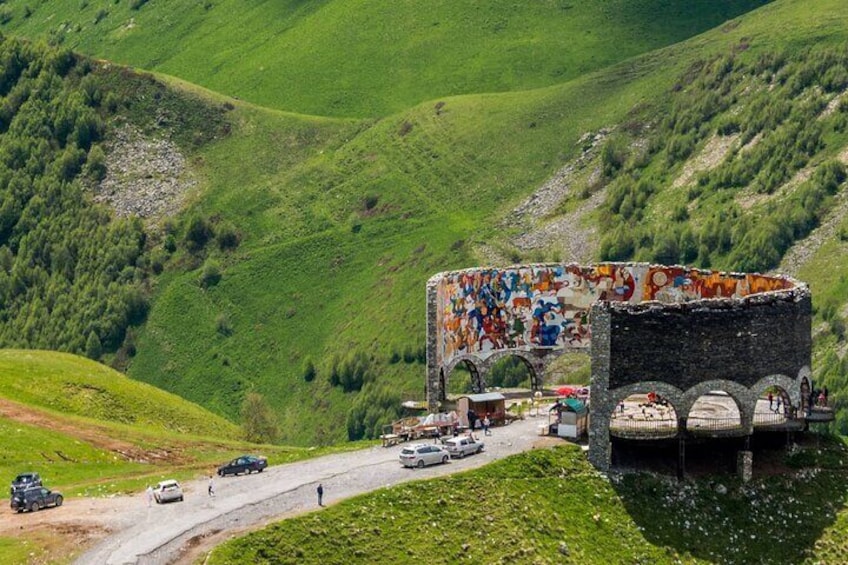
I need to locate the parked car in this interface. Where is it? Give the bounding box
[399,444,450,468]
[217,455,268,477]
[10,472,42,496]
[10,486,63,513]
[443,436,484,458]
[153,480,183,504]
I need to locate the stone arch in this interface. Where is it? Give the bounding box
[444,355,484,394]
[605,381,684,439]
[681,380,755,434]
[751,374,799,411]
[596,381,685,432]
[483,350,541,391]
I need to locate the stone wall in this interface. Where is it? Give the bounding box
[607,292,811,390]
[589,286,811,471]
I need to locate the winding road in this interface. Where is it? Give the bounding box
[73,414,550,564]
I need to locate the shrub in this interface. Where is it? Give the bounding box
[85,331,102,360]
[362,194,379,211]
[600,137,628,179]
[215,313,233,336]
[302,359,316,383]
[184,215,213,251]
[85,145,107,181]
[199,261,222,288]
[215,221,240,250]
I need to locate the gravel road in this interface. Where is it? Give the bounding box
[75,413,554,565]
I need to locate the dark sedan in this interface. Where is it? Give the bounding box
[217,455,268,476]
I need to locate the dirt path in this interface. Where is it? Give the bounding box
[37,414,551,565]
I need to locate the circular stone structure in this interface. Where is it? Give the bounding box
[426,263,811,471]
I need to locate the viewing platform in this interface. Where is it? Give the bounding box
[608,393,825,440]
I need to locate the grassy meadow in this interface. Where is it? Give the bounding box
[0,0,770,117]
[0,0,842,449]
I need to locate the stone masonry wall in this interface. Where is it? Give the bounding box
[608,292,811,390]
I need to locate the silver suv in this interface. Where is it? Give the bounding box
[444,436,484,458]
[153,480,184,503]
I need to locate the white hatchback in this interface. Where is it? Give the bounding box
[154,480,184,504]
[399,444,450,468]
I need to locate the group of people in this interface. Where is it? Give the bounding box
[767,391,785,413]
[467,410,493,436]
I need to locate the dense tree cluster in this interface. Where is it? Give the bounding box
[0,37,148,356]
[0,33,232,363]
[599,45,848,273]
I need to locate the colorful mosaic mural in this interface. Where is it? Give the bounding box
[435,264,794,366]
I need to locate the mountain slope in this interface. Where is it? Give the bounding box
[0,0,770,117]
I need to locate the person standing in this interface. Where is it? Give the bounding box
[483,414,491,436]
[317,483,324,507]
[208,475,215,497]
[146,485,154,507]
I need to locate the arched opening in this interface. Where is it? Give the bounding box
[545,351,591,389]
[686,391,743,434]
[608,391,680,474]
[488,355,536,391]
[446,359,482,395]
[755,386,792,427]
[800,376,811,415]
[609,392,679,439]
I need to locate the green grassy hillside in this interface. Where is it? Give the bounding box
[0,0,770,117]
[207,441,848,564]
[0,349,239,435]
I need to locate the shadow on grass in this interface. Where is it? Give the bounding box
[611,432,848,563]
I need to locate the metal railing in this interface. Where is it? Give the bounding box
[753,412,789,426]
[609,416,678,432]
[686,417,743,432]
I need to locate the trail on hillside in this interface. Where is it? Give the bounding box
[0,397,182,463]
